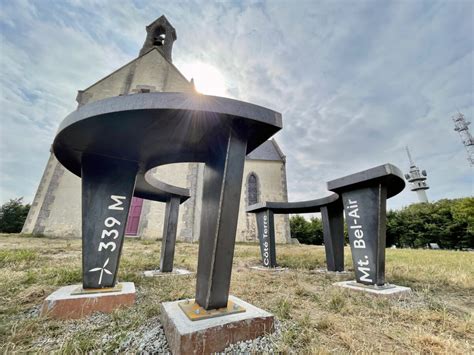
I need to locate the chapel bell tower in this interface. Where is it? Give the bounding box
[139,15,177,62]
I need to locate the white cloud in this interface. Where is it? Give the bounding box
[0,0,472,209]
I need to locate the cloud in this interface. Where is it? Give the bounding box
[0,0,472,210]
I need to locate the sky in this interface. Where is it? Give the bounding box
[0,0,472,211]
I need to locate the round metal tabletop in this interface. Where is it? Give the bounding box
[53,92,282,202]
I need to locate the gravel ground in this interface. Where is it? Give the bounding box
[32,312,111,349]
[112,317,282,353]
[110,316,170,353]
[27,291,281,353]
[223,320,282,353]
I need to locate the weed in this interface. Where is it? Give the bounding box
[328,293,345,312]
[275,298,292,319]
[316,316,333,331]
[0,249,38,267]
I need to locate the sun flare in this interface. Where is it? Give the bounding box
[179,61,228,96]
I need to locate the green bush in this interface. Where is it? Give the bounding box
[0,198,30,233]
[290,197,473,249]
[387,197,473,249]
[289,215,324,244]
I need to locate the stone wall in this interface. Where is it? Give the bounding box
[237,160,290,243]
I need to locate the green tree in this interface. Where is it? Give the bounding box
[0,198,30,233]
[386,197,473,249]
[290,198,473,249]
[290,215,324,245]
[290,215,311,243]
[308,217,324,244]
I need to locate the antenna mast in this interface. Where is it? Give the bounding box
[404,146,429,203]
[453,112,474,166]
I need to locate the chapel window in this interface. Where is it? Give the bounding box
[248,173,259,205]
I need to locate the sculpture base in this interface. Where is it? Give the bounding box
[313,268,351,275]
[161,295,274,354]
[250,265,288,272]
[40,282,135,319]
[143,268,193,277]
[178,298,246,321]
[334,280,411,296]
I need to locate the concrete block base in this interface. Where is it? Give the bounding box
[334,280,411,296]
[143,268,193,277]
[250,265,288,272]
[40,282,136,319]
[161,295,274,354]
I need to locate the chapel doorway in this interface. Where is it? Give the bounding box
[125,197,143,236]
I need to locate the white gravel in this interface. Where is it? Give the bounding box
[111,316,170,353]
[223,320,282,353]
[29,301,281,353]
[111,317,281,353]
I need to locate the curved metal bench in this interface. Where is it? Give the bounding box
[247,163,405,286]
[246,193,344,271]
[53,92,282,310]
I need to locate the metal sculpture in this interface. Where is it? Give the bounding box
[53,92,281,310]
[327,163,405,286]
[247,163,405,286]
[246,194,344,271]
[152,183,190,273]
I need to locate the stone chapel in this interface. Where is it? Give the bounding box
[22,16,290,243]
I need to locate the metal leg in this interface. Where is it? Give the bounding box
[195,126,248,310]
[341,184,388,286]
[81,154,138,289]
[256,209,277,268]
[321,200,344,272]
[160,196,181,272]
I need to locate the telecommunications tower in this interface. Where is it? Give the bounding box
[404,146,429,203]
[452,112,474,166]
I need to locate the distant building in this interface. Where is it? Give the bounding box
[404,147,429,203]
[22,16,290,243]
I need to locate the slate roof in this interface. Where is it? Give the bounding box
[246,139,286,162]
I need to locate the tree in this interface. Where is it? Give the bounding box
[289,215,324,245]
[0,198,30,233]
[308,217,324,244]
[290,215,311,243]
[290,198,473,249]
[386,197,473,249]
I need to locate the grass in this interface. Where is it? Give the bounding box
[0,234,473,353]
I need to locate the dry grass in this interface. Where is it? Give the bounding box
[0,234,473,353]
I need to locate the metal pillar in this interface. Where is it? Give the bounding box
[195,127,248,310]
[320,200,345,272]
[256,209,277,268]
[81,154,138,289]
[160,195,181,272]
[341,184,387,286]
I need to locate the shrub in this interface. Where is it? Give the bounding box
[0,198,30,233]
[289,215,324,244]
[386,197,473,249]
[290,197,473,249]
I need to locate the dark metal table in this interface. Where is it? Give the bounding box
[53,92,282,309]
